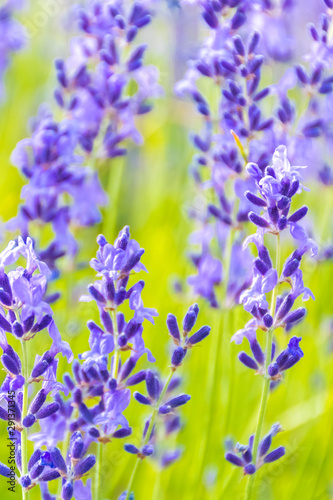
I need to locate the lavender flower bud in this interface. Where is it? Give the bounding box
[113,428,132,439]
[288,206,308,223]
[245,191,267,207]
[145,371,160,400]
[29,389,47,414]
[244,464,256,475]
[268,362,279,377]
[124,444,139,455]
[74,455,96,478]
[238,352,259,370]
[183,309,197,333]
[284,308,306,324]
[36,402,60,419]
[50,448,67,474]
[12,321,24,338]
[172,347,187,367]
[134,392,151,405]
[248,212,270,228]
[225,453,244,467]
[165,394,191,408]
[166,314,181,342]
[263,446,285,463]
[1,353,20,376]
[126,370,146,386]
[186,326,211,346]
[23,414,36,427]
[0,315,12,333]
[39,470,61,481]
[28,449,42,471]
[30,462,45,479]
[62,481,74,500]
[142,445,154,456]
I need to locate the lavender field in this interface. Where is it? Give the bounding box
[0,1,332,499]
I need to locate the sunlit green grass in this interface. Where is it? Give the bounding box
[0,2,333,499]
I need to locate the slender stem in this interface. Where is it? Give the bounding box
[94,441,102,500]
[244,233,281,500]
[21,340,28,500]
[124,369,174,500]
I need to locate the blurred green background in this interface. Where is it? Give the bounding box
[0,1,333,499]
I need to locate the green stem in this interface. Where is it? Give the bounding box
[244,233,281,500]
[21,340,28,500]
[124,369,175,500]
[94,441,102,500]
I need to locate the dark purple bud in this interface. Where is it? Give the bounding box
[31,314,52,333]
[166,314,181,342]
[124,444,140,455]
[202,10,218,29]
[88,285,106,304]
[30,461,45,479]
[145,371,159,400]
[254,87,270,101]
[1,353,20,376]
[245,191,267,207]
[115,287,126,306]
[258,246,272,268]
[126,370,146,386]
[233,35,245,56]
[0,288,12,306]
[263,446,285,463]
[263,313,273,328]
[134,392,151,405]
[119,357,136,382]
[142,445,154,456]
[268,362,279,377]
[277,294,294,320]
[62,482,74,500]
[172,347,187,367]
[74,455,96,477]
[88,427,100,439]
[39,470,61,482]
[244,463,256,475]
[73,387,82,406]
[63,373,75,391]
[238,352,259,370]
[165,394,191,408]
[127,26,138,43]
[158,404,171,414]
[122,249,145,273]
[288,180,299,198]
[268,206,279,225]
[124,319,141,340]
[23,414,36,428]
[259,434,272,457]
[249,55,264,74]
[277,196,290,210]
[254,258,269,276]
[113,427,132,439]
[250,340,264,365]
[0,314,12,333]
[248,31,260,53]
[183,308,198,333]
[225,452,244,467]
[284,308,306,324]
[28,449,42,471]
[12,321,24,338]
[36,402,60,419]
[101,310,113,334]
[295,65,308,84]
[248,212,270,228]
[278,216,288,231]
[78,403,93,424]
[186,326,211,346]
[288,206,308,223]
[29,389,47,414]
[283,258,299,277]
[50,448,67,474]
[20,475,31,488]
[231,10,246,30]
[0,462,12,477]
